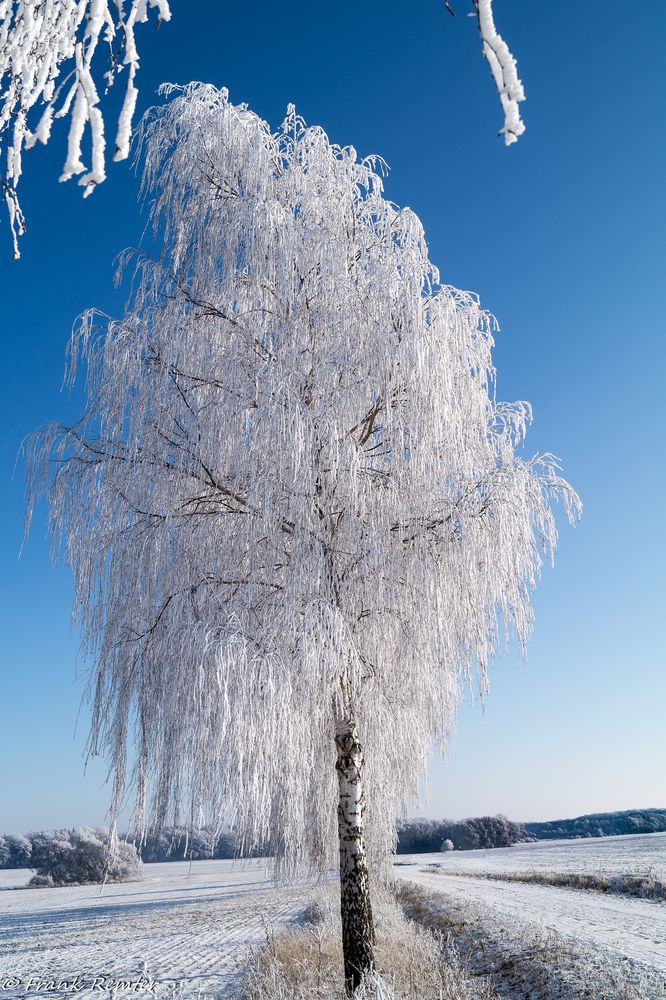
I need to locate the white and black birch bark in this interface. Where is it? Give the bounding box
[335,715,375,994]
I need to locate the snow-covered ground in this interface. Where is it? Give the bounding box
[0,871,29,891]
[1,835,664,998]
[394,833,666,978]
[396,830,666,880]
[0,859,315,998]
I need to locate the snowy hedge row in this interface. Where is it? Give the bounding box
[0,826,245,869]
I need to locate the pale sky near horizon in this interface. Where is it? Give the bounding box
[1,1,664,834]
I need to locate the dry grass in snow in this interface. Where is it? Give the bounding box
[241,887,495,1000]
[421,866,666,902]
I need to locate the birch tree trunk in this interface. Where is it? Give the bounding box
[335,716,375,994]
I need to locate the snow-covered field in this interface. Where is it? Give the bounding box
[1,835,664,998]
[397,830,666,880]
[0,859,315,998]
[395,833,666,979]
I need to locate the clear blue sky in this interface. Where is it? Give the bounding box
[1,1,664,834]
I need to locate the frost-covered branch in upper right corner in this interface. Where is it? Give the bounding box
[473,0,526,144]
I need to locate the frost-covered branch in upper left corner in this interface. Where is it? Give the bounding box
[0,0,171,259]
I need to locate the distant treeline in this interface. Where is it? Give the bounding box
[396,815,524,853]
[0,828,251,868]
[3,808,664,867]
[127,827,243,863]
[395,808,666,854]
[523,808,666,841]
[6,820,523,865]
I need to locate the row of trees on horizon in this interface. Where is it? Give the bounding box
[2,808,664,869]
[396,814,525,853]
[523,808,666,842]
[396,808,666,853]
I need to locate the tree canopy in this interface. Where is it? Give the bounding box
[27,84,578,875]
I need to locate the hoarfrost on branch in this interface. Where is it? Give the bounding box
[0,0,171,258]
[26,84,578,874]
[473,0,526,144]
[0,0,526,260]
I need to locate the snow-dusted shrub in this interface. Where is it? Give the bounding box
[441,839,454,852]
[28,827,141,887]
[27,873,54,888]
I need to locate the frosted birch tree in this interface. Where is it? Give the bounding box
[26,84,577,992]
[0,0,170,257]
